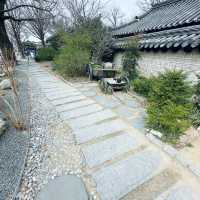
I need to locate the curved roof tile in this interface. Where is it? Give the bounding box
[113,25,200,50]
[112,0,200,37]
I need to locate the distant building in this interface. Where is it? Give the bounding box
[112,0,200,81]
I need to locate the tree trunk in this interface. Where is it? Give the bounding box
[41,36,46,48]
[0,0,14,57]
[10,21,24,57]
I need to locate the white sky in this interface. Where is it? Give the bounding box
[28,0,142,42]
[109,0,142,20]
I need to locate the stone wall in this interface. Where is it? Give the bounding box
[113,50,200,82]
[139,50,200,82]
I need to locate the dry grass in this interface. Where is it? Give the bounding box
[0,50,26,130]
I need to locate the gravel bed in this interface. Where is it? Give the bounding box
[16,69,97,200]
[0,70,30,200]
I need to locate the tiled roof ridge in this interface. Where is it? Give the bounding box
[112,7,154,31]
[113,0,183,31]
[153,0,183,8]
[112,20,137,31]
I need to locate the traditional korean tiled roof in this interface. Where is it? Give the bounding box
[112,0,200,50]
[113,0,200,36]
[114,25,200,50]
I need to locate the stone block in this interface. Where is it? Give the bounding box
[56,99,95,112]
[92,150,162,200]
[68,110,117,130]
[37,175,88,200]
[46,91,81,100]
[74,119,128,143]
[51,95,86,106]
[83,133,138,167]
[60,104,103,119]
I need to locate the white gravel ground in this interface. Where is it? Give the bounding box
[16,76,96,200]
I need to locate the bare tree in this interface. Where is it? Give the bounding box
[107,7,124,28]
[6,0,24,56]
[0,0,55,57]
[138,0,166,12]
[63,0,106,26]
[25,0,56,47]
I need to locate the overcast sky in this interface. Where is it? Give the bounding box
[109,0,142,20]
[28,0,142,42]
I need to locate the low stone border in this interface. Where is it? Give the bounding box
[145,130,200,178]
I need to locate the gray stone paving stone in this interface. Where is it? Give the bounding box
[83,133,139,167]
[189,165,200,177]
[166,186,199,200]
[56,99,95,112]
[94,95,120,109]
[60,104,103,119]
[125,99,141,109]
[42,87,74,93]
[129,117,145,132]
[37,175,88,200]
[82,90,97,97]
[46,91,81,100]
[114,106,134,118]
[39,83,67,88]
[38,79,58,82]
[74,119,128,143]
[68,109,117,130]
[92,150,162,200]
[44,89,78,97]
[51,95,86,106]
[156,185,200,200]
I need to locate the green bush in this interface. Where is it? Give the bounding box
[132,76,155,97]
[191,75,200,128]
[35,47,56,62]
[54,32,92,77]
[195,74,200,96]
[149,70,193,106]
[146,70,193,143]
[122,39,140,80]
[191,108,200,128]
[147,102,192,143]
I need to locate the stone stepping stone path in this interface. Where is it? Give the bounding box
[37,175,88,200]
[27,63,200,200]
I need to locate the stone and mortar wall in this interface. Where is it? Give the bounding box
[113,50,200,82]
[139,50,200,82]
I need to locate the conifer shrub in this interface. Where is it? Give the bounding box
[191,74,200,128]
[146,70,193,143]
[54,32,92,77]
[122,39,140,80]
[35,47,56,62]
[132,76,155,97]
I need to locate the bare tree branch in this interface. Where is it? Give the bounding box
[0,4,50,14]
[137,0,166,12]
[107,7,124,28]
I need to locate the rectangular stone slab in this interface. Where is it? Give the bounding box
[45,89,77,95]
[68,110,117,129]
[74,119,128,144]
[46,91,81,100]
[56,99,95,112]
[155,182,200,200]
[92,150,162,200]
[40,83,68,89]
[60,104,103,119]
[83,133,139,168]
[51,95,86,106]
[42,87,74,93]
[39,84,67,88]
